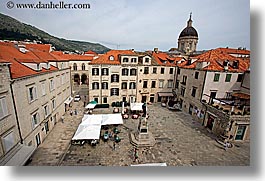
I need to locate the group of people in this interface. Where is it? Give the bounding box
[69,109,78,116]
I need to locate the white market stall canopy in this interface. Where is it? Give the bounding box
[101,114,123,125]
[130,103,144,111]
[72,124,101,140]
[72,114,123,140]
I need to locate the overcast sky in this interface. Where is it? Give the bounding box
[1,0,250,51]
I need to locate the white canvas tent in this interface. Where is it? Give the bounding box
[130,103,143,111]
[72,124,101,140]
[101,114,123,125]
[85,104,97,109]
[72,114,123,141]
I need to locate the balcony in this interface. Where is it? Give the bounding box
[202,93,250,117]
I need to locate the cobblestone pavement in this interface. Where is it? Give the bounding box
[28,101,250,166]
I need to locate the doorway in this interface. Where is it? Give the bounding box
[141,96,147,103]
[235,125,247,140]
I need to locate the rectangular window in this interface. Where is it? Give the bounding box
[122,69,129,76]
[32,112,39,128]
[35,133,41,146]
[182,76,187,85]
[237,74,244,82]
[214,73,220,82]
[92,68,99,76]
[92,82,99,90]
[151,81,156,88]
[102,82,108,89]
[145,57,149,63]
[130,69,137,76]
[102,68,109,76]
[167,80,173,88]
[144,67,149,74]
[169,68,174,74]
[41,82,46,96]
[110,88,119,96]
[103,97,108,104]
[161,68,165,74]
[195,72,199,79]
[50,79,55,91]
[52,99,56,110]
[44,105,49,117]
[225,74,232,82]
[111,74,119,83]
[143,81,148,88]
[191,87,197,97]
[28,86,37,102]
[0,97,8,119]
[159,80,164,88]
[2,132,15,152]
[153,67,157,74]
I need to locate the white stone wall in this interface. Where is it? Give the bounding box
[11,68,71,147]
[202,72,243,102]
[0,64,20,158]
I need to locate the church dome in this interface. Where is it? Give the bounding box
[179,13,198,39]
[179,26,198,38]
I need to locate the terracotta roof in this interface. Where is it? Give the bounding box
[25,43,51,52]
[84,50,97,55]
[218,48,250,55]
[0,42,59,79]
[152,52,181,66]
[90,50,136,65]
[178,48,250,72]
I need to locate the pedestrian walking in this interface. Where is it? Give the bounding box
[134,149,139,162]
[224,141,229,151]
[61,116,64,123]
[75,109,77,115]
[70,110,73,116]
[113,142,116,150]
[84,101,86,107]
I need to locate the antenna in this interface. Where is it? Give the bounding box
[116,44,120,50]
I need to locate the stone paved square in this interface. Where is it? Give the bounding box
[28,101,250,166]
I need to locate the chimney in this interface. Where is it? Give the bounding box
[223,60,229,71]
[154,48,159,53]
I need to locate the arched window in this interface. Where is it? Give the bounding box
[82,63,85,70]
[73,63,77,71]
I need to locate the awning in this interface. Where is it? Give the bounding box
[130,103,143,111]
[158,92,174,97]
[3,144,36,166]
[101,114,123,125]
[72,124,101,140]
[64,96,73,105]
[85,103,97,109]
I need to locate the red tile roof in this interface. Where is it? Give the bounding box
[178,48,250,72]
[90,50,136,65]
[84,50,97,55]
[152,52,181,66]
[0,42,59,79]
